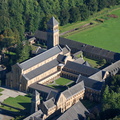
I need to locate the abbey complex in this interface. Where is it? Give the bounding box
[5,17,120,120]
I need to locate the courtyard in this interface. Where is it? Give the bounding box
[47,77,75,91]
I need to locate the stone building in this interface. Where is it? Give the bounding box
[6,45,73,92]
[56,100,89,120]
[47,17,59,49]
[6,17,120,120]
[0,65,6,80]
[24,80,85,120]
[34,31,120,63]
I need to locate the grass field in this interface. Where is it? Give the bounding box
[66,8,120,53]
[0,88,4,92]
[83,57,99,68]
[55,77,72,85]
[47,77,74,90]
[1,95,31,112]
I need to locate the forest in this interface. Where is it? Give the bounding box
[0,1,120,119]
[0,1,120,71]
[0,0,120,42]
[0,0,120,84]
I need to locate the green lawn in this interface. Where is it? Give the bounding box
[2,95,31,111]
[60,6,119,33]
[0,105,19,112]
[5,51,16,55]
[55,77,72,86]
[66,8,120,53]
[47,77,74,90]
[83,57,99,68]
[60,21,89,33]
[0,88,4,92]
[31,45,39,51]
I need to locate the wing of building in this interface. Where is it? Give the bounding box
[6,45,73,92]
[6,16,120,120]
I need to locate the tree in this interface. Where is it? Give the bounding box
[99,59,106,66]
[79,4,89,20]
[59,9,70,25]
[86,0,98,15]
[98,0,107,10]
[17,42,31,63]
[69,7,81,23]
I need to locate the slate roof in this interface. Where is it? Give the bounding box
[83,61,91,67]
[43,98,56,110]
[0,65,6,71]
[28,37,36,42]
[57,101,89,120]
[59,37,120,61]
[63,46,70,54]
[89,70,107,81]
[20,45,62,70]
[33,47,46,55]
[62,81,84,99]
[34,30,47,40]
[47,17,59,26]
[33,32,120,61]
[76,75,104,91]
[24,59,59,80]
[64,61,100,76]
[57,54,66,63]
[29,83,58,94]
[103,60,120,72]
[46,90,58,101]
[24,110,43,120]
[74,58,85,64]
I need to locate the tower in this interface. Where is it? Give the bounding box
[47,17,59,49]
[31,90,40,114]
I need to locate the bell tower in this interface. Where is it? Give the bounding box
[47,17,59,49]
[31,90,40,114]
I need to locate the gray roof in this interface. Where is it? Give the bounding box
[43,98,55,110]
[74,58,85,64]
[89,70,106,81]
[29,83,58,94]
[24,59,59,80]
[62,81,84,99]
[34,30,47,40]
[64,61,100,77]
[77,75,104,91]
[47,17,59,26]
[63,47,70,55]
[33,31,120,61]
[24,110,43,120]
[60,37,120,61]
[0,65,6,71]
[33,47,46,55]
[103,60,120,72]
[83,61,91,67]
[46,90,58,101]
[57,54,66,63]
[28,37,36,42]
[20,45,62,70]
[57,101,89,120]
[62,90,71,99]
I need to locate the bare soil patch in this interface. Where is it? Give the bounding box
[108,14,118,18]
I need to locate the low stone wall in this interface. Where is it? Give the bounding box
[60,23,93,36]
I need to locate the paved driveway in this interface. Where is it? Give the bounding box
[0,87,26,102]
[0,114,13,120]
